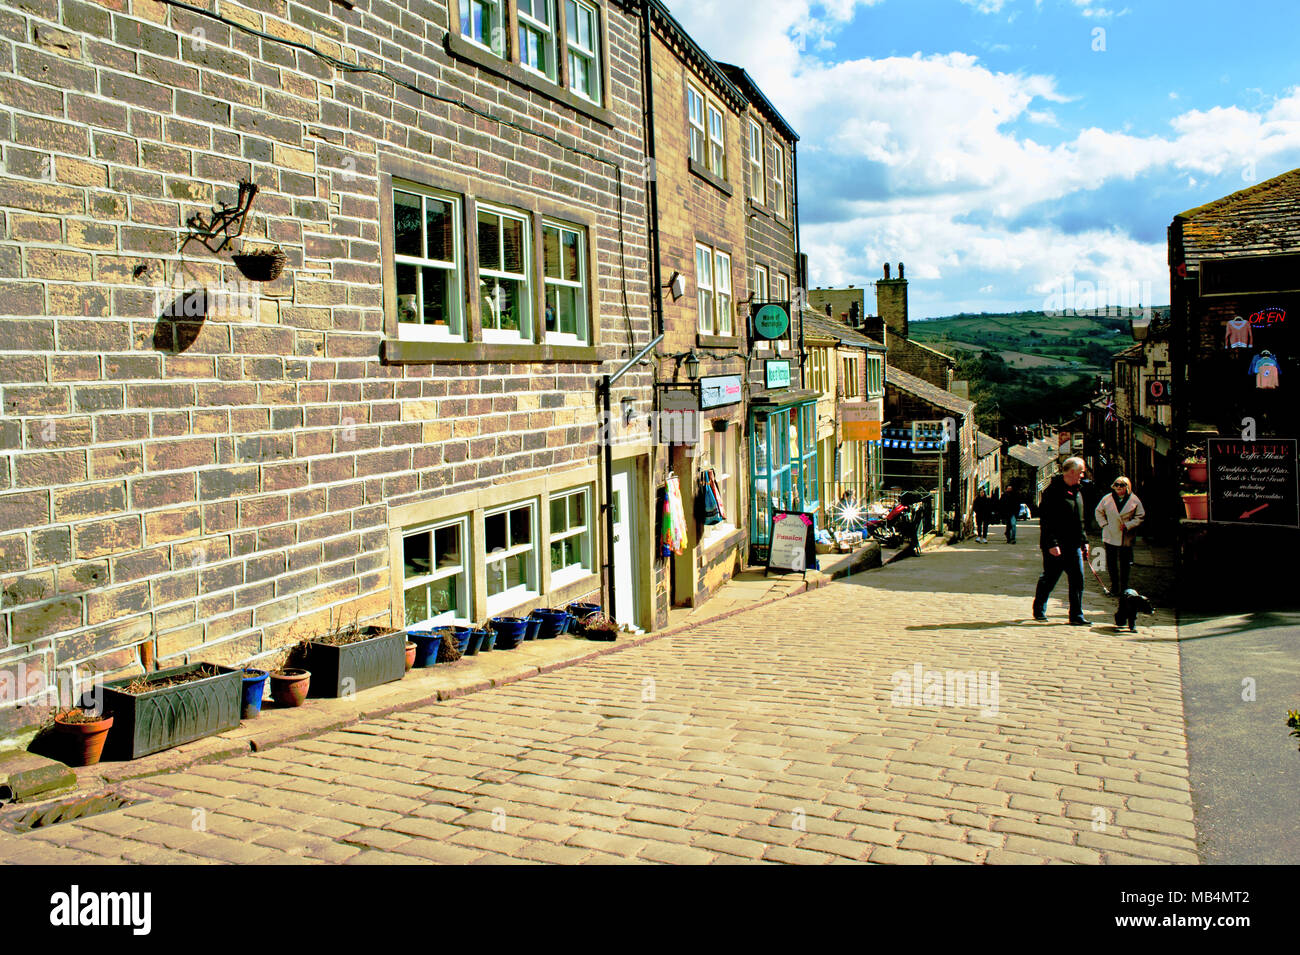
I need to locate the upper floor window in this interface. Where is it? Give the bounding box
[748,119,765,204]
[707,103,726,179]
[695,244,733,337]
[394,186,465,342]
[543,220,587,344]
[809,348,829,393]
[460,0,506,58]
[753,264,769,305]
[775,273,789,304]
[841,355,860,397]
[566,0,600,103]
[687,85,706,164]
[519,0,558,81]
[773,146,786,218]
[477,205,532,342]
[868,355,884,395]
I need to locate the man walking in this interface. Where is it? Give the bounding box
[1002,484,1021,543]
[1031,457,1091,625]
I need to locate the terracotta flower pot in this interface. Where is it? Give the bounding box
[52,712,114,767]
[1182,493,1208,521]
[269,668,311,708]
[1184,462,1208,484]
[404,642,417,672]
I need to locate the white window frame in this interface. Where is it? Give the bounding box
[485,499,539,614]
[477,203,532,344]
[393,184,465,343]
[695,242,714,335]
[687,84,706,165]
[753,264,769,305]
[542,219,588,345]
[700,425,737,547]
[776,273,789,305]
[707,103,726,179]
[460,0,506,58]
[748,119,765,204]
[518,0,558,81]
[715,249,732,336]
[565,0,601,104]
[401,515,471,627]
[868,355,884,396]
[548,486,593,587]
[773,145,786,218]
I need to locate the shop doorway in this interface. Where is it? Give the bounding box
[610,465,637,628]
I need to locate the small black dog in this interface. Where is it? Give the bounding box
[1114,588,1154,632]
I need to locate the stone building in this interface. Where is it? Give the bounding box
[0,0,658,733]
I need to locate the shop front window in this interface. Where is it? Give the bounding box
[750,403,819,547]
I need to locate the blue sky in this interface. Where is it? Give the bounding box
[670,0,1300,318]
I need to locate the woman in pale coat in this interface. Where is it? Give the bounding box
[1094,476,1145,596]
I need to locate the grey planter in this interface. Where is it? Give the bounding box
[100,663,242,760]
[301,628,406,698]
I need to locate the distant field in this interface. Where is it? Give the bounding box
[909,308,1158,370]
[930,340,1077,369]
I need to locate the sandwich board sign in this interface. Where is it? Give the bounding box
[766,511,817,578]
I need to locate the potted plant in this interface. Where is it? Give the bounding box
[241,668,270,719]
[404,642,417,672]
[269,668,311,708]
[231,243,287,282]
[1183,445,1208,484]
[406,630,442,668]
[581,613,620,642]
[51,707,114,767]
[489,617,528,650]
[100,663,243,760]
[529,608,568,639]
[297,617,407,699]
[1181,491,1209,521]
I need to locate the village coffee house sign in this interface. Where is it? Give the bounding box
[1206,438,1299,528]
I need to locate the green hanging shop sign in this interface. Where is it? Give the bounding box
[752,303,790,340]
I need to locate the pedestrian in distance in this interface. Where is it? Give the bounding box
[1093,476,1145,598]
[1002,485,1021,543]
[973,490,992,543]
[1031,457,1092,625]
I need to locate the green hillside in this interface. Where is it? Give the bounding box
[909,308,1168,439]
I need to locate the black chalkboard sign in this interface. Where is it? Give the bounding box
[766,511,817,577]
[1207,438,1299,527]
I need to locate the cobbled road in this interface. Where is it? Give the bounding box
[0,525,1197,864]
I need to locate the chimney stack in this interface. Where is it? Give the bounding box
[877,260,909,339]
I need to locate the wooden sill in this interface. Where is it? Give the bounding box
[688,159,733,197]
[383,339,603,364]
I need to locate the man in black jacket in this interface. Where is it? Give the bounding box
[1031,457,1091,625]
[1001,485,1021,543]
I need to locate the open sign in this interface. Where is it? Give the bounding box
[1248,306,1286,327]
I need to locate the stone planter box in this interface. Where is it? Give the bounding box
[301,628,406,698]
[100,664,242,761]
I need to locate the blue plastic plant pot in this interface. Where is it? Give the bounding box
[408,632,441,668]
[567,602,600,623]
[489,617,527,650]
[241,669,269,719]
[530,609,566,639]
[463,629,484,656]
[523,615,542,641]
[445,626,473,654]
[476,628,496,652]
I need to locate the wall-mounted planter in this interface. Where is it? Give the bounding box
[100,664,242,761]
[231,246,286,282]
[301,628,406,698]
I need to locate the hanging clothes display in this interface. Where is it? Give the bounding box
[1249,351,1280,389]
[1224,316,1253,349]
[661,474,687,556]
[699,469,723,526]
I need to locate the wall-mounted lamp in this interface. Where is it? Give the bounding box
[685,349,701,380]
[621,396,635,426]
[663,271,686,302]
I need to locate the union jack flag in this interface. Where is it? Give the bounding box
[1104,398,1117,423]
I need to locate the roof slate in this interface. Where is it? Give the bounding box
[885,364,974,416]
[1175,167,1300,268]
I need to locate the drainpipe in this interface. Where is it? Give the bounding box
[792,141,804,388]
[595,0,666,623]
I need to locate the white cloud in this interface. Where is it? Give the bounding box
[668,4,1300,316]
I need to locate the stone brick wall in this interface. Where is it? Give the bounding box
[0,0,652,733]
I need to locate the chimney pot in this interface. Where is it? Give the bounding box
[883,264,891,280]
[898,262,905,280]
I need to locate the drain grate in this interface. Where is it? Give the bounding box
[5,792,139,833]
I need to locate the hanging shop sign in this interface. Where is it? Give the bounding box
[1207,438,1299,527]
[1146,379,1171,404]
[752,302,790,340]
[766,511,817,577]
[699,374,743,410]
[765,360,791,389]
[840,400,882,441]
[658,387,700,445]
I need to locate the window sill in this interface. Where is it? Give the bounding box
[549,565,592,591]
[688,159,733,197]
[700,523,742,557]
[696,334,739,349]
[446,33,615,128]
[747,198,770,217]
[384,339,602,364]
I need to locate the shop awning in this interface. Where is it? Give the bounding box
[750,389,819,410]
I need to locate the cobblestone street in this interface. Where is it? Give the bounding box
[0,525,1197,865]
